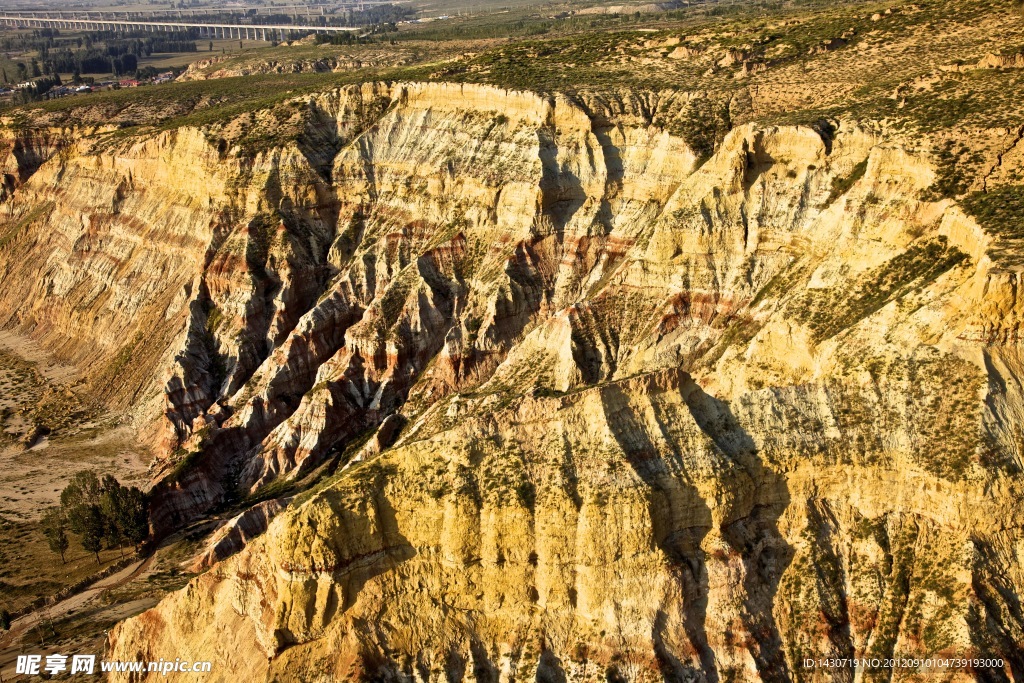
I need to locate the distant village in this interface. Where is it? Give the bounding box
[0,69,179,103]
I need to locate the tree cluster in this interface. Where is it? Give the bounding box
[314,32,378,46]
[93,33,197,55]
[0,28,61,53]
[3,74,63,106]
[41,471,149,566]
[342,4,414,27]
[1,31,199,84]
[22,74,61,94]
[37,48,139,77]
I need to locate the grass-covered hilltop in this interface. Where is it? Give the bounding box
[9,0,1024,212]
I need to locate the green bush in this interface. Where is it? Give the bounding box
[962,185,1024,240]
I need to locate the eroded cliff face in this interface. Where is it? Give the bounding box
[2,81,1023,680]
[0,123,83,201]
[109,366,1024,681]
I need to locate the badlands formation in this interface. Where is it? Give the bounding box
[1,72,1023,680]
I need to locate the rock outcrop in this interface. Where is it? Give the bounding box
[188,497,291,572]
[0,124,79,201]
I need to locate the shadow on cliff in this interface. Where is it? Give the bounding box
[537,127,588,235]
[599,373,793,683]
[275,489,416,659]
[337,490,417,615]
[598,380,717,682]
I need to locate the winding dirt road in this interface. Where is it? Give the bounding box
[0,554,154,679]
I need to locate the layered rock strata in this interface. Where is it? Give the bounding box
[1,81,1022,679]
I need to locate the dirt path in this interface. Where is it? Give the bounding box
[0,330,79,386]
[0,554,155,678]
